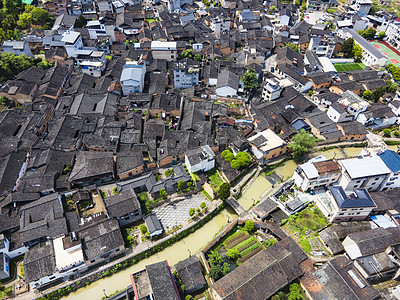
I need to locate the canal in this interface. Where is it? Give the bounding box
[63,208,237,300]
[63,147,364,299]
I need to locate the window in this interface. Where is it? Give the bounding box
[339,213,344,216]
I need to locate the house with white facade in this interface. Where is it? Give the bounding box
[338,90,369,119]
[338,155,391,192]
[262,78,282,101]
[378,150,400,191]
[0,234,28,259]
[120,61,146,95]
[174,59,200,89]
[355,0,372,15]
[150,41,177,61]
[61,30,83,58]
[2,41,33,58]
[216,69,240,97]
[210,16,231,37]
[315,186,376,223]
[86,18,116,42]
[248,129,289,164]
[339,29,387,67]
[387,21,400,50]
[293,155,342,191]
[185,145,215,174]
[356,104,397,129]
[144,213,163,237]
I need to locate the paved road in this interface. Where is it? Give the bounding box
[153,194,210,229]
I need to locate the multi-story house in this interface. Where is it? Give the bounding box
[86,18,116,42]
[248,129,289,164]
[120,61,146,95]
[355,0,372,15]
[41,0,67,16]
[293,155,342,191]
[173,59,200,89]
[378,150,400,191]
[150,41,177,62]
[0,253,10,280]
[261,78,282,101]
[167,0,193,12]
[338,155,391,192]
[316,186,376,223]
[67,0,95,15]
[308,36,336,58]
[387,22,400,50]
[61,30,84,58]
[185,145,215,174]
[210,16,231,38]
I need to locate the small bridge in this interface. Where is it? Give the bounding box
[226,197,247,217]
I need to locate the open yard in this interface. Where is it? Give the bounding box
[333,62,366,72]
[206,168,224,192]
[285,204,328,254]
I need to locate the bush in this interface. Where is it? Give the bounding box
[218,183,231,201]
[244,220,255,233]
[140,225,148,235]
[165,169,175,177]
[394,131,400,137]
[189,208,195,217]
[383,128,392,137]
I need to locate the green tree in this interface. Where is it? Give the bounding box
[185,295,195,300]
[285,42,299,52]
[75,15,87,28]
[244,220,255,232]
[363,89,372,99]
[230,159,241,169]
[272,292,288,300]
[31,7,52,25]
[361,27,376,39]
[235,152,250,168]
[222,262,229,275]
[140,224,148,235]
[383,128,392,137]
[159,188,167,199]
[17,12,32,28]
[209,250,222,265]
[288,129,316,160]
[342,38,354,58]
[226,248,240,260]
[386,80,398,93]
[193,53,202,61]
[221,149,232,159]
[288,283,303,300]
[200,202,206,210]
[218,182,231,201]
[369,3,379,15]
[224,152,234,162]
[179,49,193,59]
[241,67,259,92]
[178,180,184,191]
[209,264,223,280]
[377,31,386,39]
[269,5,276,12]
[371,86,386,102]
[189,207,195,217]
[353,43,363,62]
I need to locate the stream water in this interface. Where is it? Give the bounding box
[62,147,363,299]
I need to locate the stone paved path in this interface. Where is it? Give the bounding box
[153,194,210,229]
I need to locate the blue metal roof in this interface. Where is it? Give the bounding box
[378,150,400,172]
[329,186,376,208]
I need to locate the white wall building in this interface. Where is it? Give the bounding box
[0,234,28,259]
[151,41,177,61]
[338,155,391,192]
[174,60,200,89]
[262,78,282,101]
[293,156,342,191]
[210,17,231,37]
[0,253,10,280]
[61,30,84,58]
[86,19,116,42]
[185,145,215,174]
[315,186,376,223]
[120,61,146,95]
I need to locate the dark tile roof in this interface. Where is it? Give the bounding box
[214,237,306,300]
[104,188,140,218]
[79,218,124,261]
[175,256,206,293]
[19,193,68,244]
[146,261,180,300]
[24,242,56,284]
[301,256,380,300]
[69,151,114,183]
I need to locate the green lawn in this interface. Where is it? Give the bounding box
[285,204,328,254]
[333,63,366,72]
[146,18,157,24]
[206,168,224,191]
